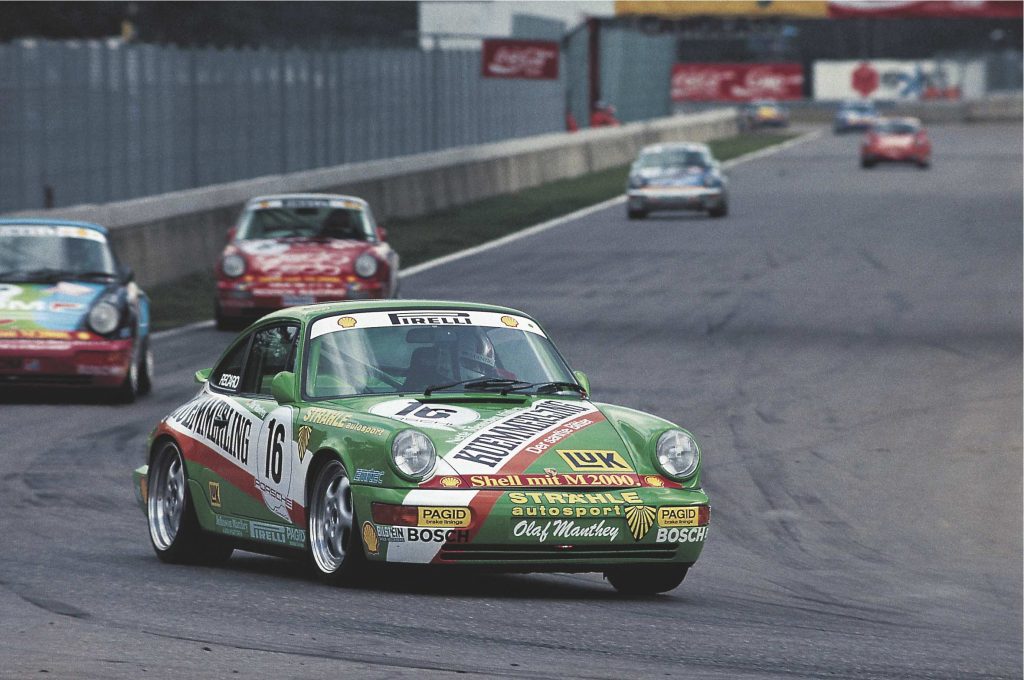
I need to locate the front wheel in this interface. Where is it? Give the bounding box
[861,158,875,169]
[308,459,366,585]
[604,565,688,595]
[708,200,728,218]
[627,208,648,220]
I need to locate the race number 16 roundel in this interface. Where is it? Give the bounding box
[254,406,296,520]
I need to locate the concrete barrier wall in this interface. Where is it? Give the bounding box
[4,109,738,288]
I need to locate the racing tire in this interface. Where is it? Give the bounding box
[604,565,688,595]
[917,160,930,170]
[860,158,875,169]
[147,440,233,565]
[307,458,367,586]
[627,208,648,220]
[708,201,728,218]
[137,338,153,396]
[114,343,144,403]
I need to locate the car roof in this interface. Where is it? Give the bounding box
[0,218,108,234]
[259,299,538,325]
[639,143,710,155]
[245,193,368,207]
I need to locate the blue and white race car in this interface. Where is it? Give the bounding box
[834,100,880,133]
[626,143,728,219]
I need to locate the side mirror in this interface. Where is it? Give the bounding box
[121,265,135,282]
[377,225,388,242]
[271,371,298,404]
[226,226,237,243]
[573,370,591,397]
[195,368,212,384]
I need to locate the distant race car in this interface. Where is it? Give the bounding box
[134,300,710,594]
[0,219,152,400]
[834,100,880,133]
[626,143,728,219]
[741,100,790,129]
[861,118,932,169]
[215,194,399,330]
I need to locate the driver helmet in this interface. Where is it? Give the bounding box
[456,330,497,380]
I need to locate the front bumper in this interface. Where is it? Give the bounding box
[0,337,133,388]
[862,147,928,163]
[357,486,710,570]
[628,186,725,212]
[217,279,388,318]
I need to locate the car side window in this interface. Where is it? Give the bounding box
[240,324,299,397]
[211,336,251,393]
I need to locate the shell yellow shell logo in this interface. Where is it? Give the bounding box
[362,522,379,554]
[500,315,519,328]
[76,332,91,340]
[645,475,665,487]
[440,476,462,488]
[337,316,357,329]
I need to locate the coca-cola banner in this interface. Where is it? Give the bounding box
[481,39,560,80]
[670,63,804,102]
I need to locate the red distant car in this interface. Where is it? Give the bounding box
[215,194,399,330]
[861,118,931,169]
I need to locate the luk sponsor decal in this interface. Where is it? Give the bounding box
[169,396,254,465]
[302,407,388,436]
[513,519,620,543]
[508,490,643,518]
[417,506,471,528]
[657,506,700,527]
[369,400,479,430]
[449,400,597,469]
[388,311,472,326]
[353,468,385,485]
[656,526,709,544]
[296,425,312,463]
[557,450,633,473]
[362,521,379,554]
[208,481,222,508]
[624,505,657,541]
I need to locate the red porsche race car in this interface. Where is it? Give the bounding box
[861,118,932,169]
[215,194,399,330]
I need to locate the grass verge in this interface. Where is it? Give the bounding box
[148,132,796,331]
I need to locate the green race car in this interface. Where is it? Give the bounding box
[134,300,709,594]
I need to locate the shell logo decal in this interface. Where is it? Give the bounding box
[337,316,357,329]
[500,315,519,328]
[624,505,657,541]
[440,476,462,488]
[644,475,664,487]
[362,521,379,554]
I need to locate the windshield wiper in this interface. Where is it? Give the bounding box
[66,270,117,281]
[0,267,65,283]
[503,381,586,396]
[423,377,529,397]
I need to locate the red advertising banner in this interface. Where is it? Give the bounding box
[827,1,1022,19]
[671,63,804,102]
[481,39,560,80]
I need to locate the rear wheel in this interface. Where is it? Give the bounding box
[861,158,875,169]
[147,441,232,565]
[917,159,930,169]
[604,565,688,595]
[627,208,648,220]
[308,459,366,585]
[708,200,728,218]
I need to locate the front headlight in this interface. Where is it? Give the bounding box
[88,301,120,335]
[655,429,700,480]
[222,254,246,278]
[628,175,647,189]
[391,430,436,480]
[354,252,379,278]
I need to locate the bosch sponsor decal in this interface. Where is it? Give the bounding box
[302,407,388,436]
[513,519,620,543]
[310,310,546,339]
[656,526,708,543]
[657,506,701,527]
[557,450,633,473]
[417,506,471,528]
[369,400,479,430]
[353,468,385,485]
[508,490,643,518]
[446,400,601,470]
[168,396,255,466]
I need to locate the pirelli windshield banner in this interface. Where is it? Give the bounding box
[310,310,548,339]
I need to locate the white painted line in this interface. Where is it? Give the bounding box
[402,129,822,279]
[152,319,215,340]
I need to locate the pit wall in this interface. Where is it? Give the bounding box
[4,110,738,288]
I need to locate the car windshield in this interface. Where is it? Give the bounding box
[237,198,376,241]
[874,121,918,135]
[638,150,708,170]
[0,224,116,281]
[304,310,578,399]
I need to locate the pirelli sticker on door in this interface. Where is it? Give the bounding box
[657,506,700,527]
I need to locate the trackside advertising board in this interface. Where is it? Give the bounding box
[481,39,559,80]
[671,64,804,102]
[813,60,987,101]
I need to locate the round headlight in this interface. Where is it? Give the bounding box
[656,429,700,480]
[222,254,246,278]
[354,252,378,278]
[391,430,436,480]
[88,301,120,335]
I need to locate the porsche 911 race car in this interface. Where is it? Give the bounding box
[0,219,152,401]
[834,99,879,133]
[741,99,790,129]
[626,143,728,219]
[134,301,709,594]
[861,117,932,169]
[215,194,399,330]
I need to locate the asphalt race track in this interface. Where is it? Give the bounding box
[0,124,1020,679]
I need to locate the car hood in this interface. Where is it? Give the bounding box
[236,238,371,278]
[341,394,659,485]
[0,281,106,335]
